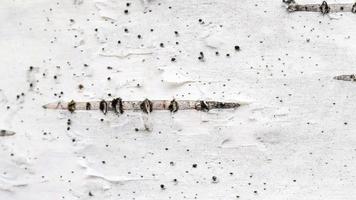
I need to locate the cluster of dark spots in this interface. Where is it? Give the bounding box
[16,93,25,100]
[67,119,71,131]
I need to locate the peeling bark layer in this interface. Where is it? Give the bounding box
[334,74,356,82]
[287,1,356,13]
[43,99,242,113]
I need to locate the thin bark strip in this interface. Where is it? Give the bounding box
[0,129,16,136]
[42,99,243,113]
[286,1,356,13]
[334,74,356,82]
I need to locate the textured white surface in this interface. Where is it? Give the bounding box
[1,0,356,199]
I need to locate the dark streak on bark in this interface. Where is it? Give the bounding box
[99,100,108,115]
[168,99,179,112]
[86,102,91,110]
[140,99,153,114]
[112,98,124,114]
